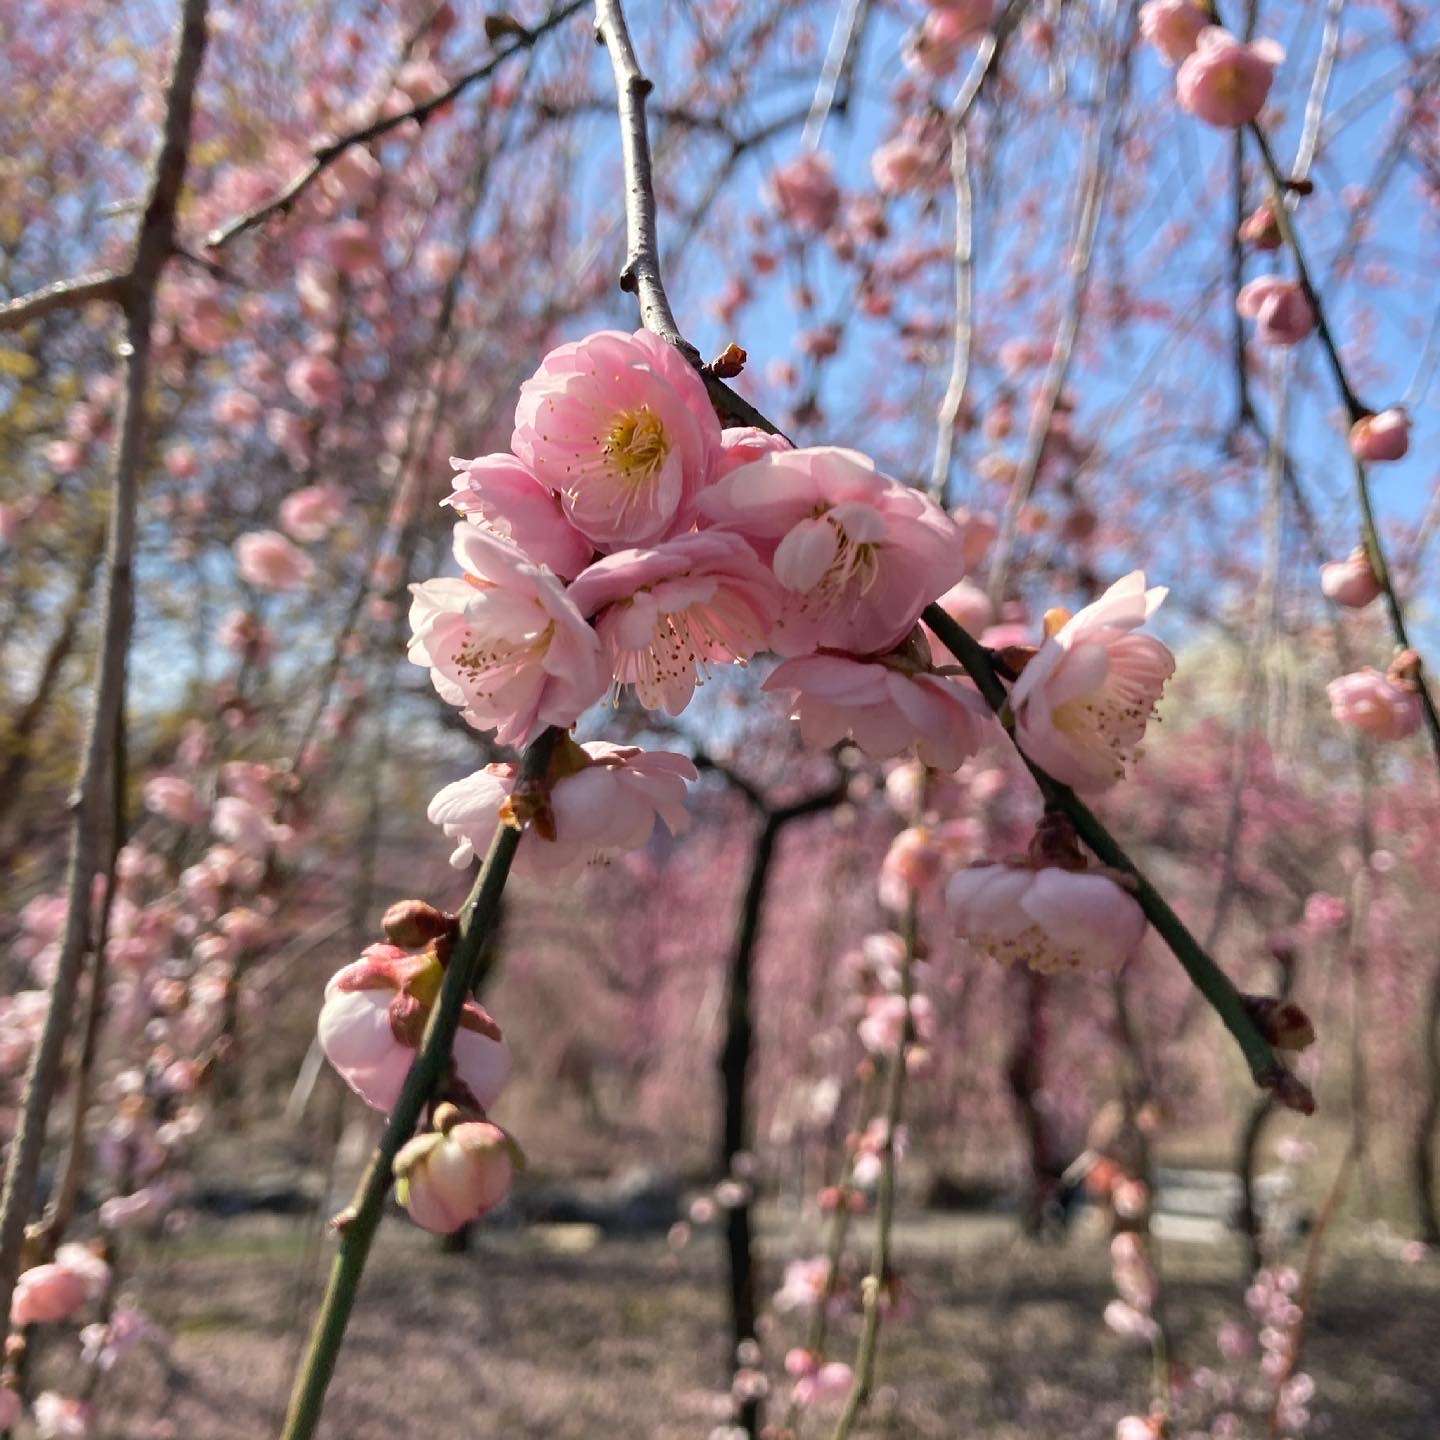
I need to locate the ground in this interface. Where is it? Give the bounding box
[76,1203,1440,1439]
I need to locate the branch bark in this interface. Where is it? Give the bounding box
[0,0,211,1332]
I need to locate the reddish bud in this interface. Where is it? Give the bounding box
[381,899,455,949]
[1242,995,1316,1052]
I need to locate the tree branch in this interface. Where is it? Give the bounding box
[0,272,127,335]
[206,0,589,249]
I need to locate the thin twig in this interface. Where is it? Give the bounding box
[0,272,127,334]
[206,0,589,248]
[277,728,561,1440]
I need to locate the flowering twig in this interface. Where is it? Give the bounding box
[205,0,589,248]
[920,602,1309,1110]
[277,727,560,1440]
[828,892,918,1440]
[1237,116,1440,771]
[0,0,211,1332]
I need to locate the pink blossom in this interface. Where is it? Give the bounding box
[857,992,935,1055]
[142,776,207,827]
[768,152,841,233]
[0,1389,18,1430]
[218,608,273,662]
[792,1361,854,1407]
[871,135,940,196]
[906,2,993,76]
[699,446,966,657]
[764,654,992,769]
[1007,572,1175,792]
[714,426,793,480]
[1326,668,1422,741]
[1348,408,1410,462]
[948,862,1147,973]
[1139,0,1207,64]
[1115,1416,1159,1440]
[407,524,607,746]
[444,453,594,579]
[99,1187,170,1232]
[511,330,720,548]
[568,532,779,713]
[878,825,946,910]
[318,944,510,1114]
[394,1111,517,1233]
[279,484,347,543]
[212,388,261,428]
[285,353,342,409]
[324,217,382,274]
[1236,275,1315,346]
[428,742,697,878]
[234,530,315,592]
[12,1264,91,1325]
[33,1393,91,1440]
[1319,547,1381,608]
[1176,28,1283,127]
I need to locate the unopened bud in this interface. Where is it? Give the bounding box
[992,643,1039,680]
[709,342,748,379]
[382,899,455,949]
[1269,1068,1317,1117]
[393,1118,520,1233]
[1242,995,1316,1052]
[1238,200,1282,250]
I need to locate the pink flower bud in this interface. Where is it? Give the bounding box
[234,530,315,592]
[1319,547,1381,608]
[1236,276,1315,346]
[768,153,841,234]
[1348,407,1410,462]
[1326,668,1422,741]
[12,1264,91,1325]
[393,1108,518,1233]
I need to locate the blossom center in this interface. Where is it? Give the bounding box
[604,406,670,483]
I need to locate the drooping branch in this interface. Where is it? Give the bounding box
[0,0,212,1333]
[205,0,590,248]
[921,602,1307,1109]
[277,727,561,1440]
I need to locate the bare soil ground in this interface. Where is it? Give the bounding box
[79,1205,1440,1440]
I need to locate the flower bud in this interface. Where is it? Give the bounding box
[1319,547,1380,609]
[1242,995,1316,1053]
[1348,407,1409,463]
[1238,200,1282,250]
[393,1107,519,1233]
[381,899,455,949]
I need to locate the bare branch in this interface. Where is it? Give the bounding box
[0,272,127,334]
[206,0,588,249]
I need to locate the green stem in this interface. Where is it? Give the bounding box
[921,604,1300,1103]
[277,728,560,1440]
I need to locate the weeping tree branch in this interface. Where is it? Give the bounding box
[205,0,590,248]
[278,727,561,1440]
[0,0,211,1333]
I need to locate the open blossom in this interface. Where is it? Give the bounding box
[764,653,993,770]
[408,524,607,746]
[1139,0,1207,64]
[12,1245,110,1327]
[700,447,966,657]
[1008,572,1175,793]
[279,484,347,543]
[428,742,697,878]
[1236,275,1315,346]
[948,862,1147,973]
[394,1105,518,1233]
[1177,28,1283,127]
[234,530,315,591]
[768,152,841,233]
[1326,668,1422,741]
[568,532,779,713]
[318,944,511,1114]
[1349,407,1410,462]
[1319,547,1381,608]
[511,329,720,548]
[444,453,593,579]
